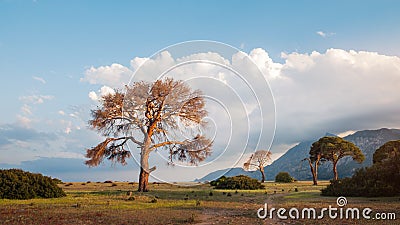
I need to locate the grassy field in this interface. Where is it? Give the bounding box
[0,181,398,224]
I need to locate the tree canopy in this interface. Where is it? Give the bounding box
[373,140,400,164]
[310,136,364,180]
[275,172,294,183]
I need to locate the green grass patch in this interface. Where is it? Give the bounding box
[1,180,398,225]
[284,191,321,199]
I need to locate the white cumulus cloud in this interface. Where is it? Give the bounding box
[88,91,98,101]
[89,85,116,101]
[80,47,400,173]
[248,48,283,79]
[81,63,132,88]
[271,48,400,143]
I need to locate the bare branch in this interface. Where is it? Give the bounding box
[169,135,213,165]
[103,116,146,135]
[85,137,134,167]
[243,150,272,171]
[128,136,144,146]
[149,166,156,173]
[149,141,185,151]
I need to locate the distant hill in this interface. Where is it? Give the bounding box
[196,128,400,182]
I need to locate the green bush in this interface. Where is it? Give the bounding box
[210,175,264,190]
[210,176,226,187]
[322,151,400,197]
[321,176,397,197]
[52,178,63,184]
[275,172,294,183]
[0,169,66,199]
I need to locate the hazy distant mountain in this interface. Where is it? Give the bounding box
[196,128,400,182]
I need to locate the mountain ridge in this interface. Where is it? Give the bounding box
[196,128,400,182]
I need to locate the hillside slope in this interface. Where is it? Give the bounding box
[196,128,400,182]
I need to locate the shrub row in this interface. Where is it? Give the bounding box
[210,175,264,190]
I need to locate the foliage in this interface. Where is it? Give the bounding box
[51,178,63,184]
[210,176,226,187]
[322,141,400,197]
[243,150,272,182]
[310,136,365,180]
[373,140,400,164]
[0,169,66,199]
[275,172,294,183]
[210,175,264,190]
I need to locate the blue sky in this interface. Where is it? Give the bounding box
[1,0,400,182]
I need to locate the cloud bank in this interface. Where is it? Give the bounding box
[2,46,399,182]
[82,47,400,148]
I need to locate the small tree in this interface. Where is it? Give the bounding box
[275,172,294,183]
[85,78,213,192]
[243,150,272,182]
[312,136,365,180]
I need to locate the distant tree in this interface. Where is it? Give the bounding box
[85,78,213,192]
[303,141,324,185]
[312,136,365,180]
[275,172,294,183]
[243,150,272,182]
[373,140,400,164]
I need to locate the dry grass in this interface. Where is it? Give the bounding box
[0,181,398,224]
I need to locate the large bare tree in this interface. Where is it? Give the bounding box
[243,150,272,182]
[85,78,213,192]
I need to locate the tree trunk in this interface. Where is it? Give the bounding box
[138,167,149,192]
[333,161,338,181]
[314,159,319,185]
[138,140,152,192]
[307,159,317,185]
[259,167,265,183]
